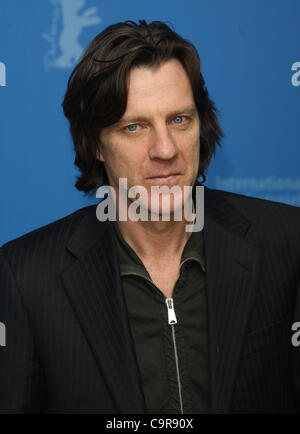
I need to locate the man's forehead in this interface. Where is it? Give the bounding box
[119,62,196,120]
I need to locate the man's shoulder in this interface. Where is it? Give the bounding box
[1,204,98,260]
[207,186,300,216]
[206,186,300,237]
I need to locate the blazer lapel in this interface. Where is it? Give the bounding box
[61,208,146,413]
[203,187,262,413]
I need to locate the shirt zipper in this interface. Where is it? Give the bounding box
[121,272,185,414]
[121,258,205,415]
[165,297,184,414]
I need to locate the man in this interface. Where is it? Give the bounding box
[1,20,300,414]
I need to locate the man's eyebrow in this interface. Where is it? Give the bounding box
[170,106,198,117]
[116,106,198,125]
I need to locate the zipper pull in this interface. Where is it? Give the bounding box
[165,298,177,325]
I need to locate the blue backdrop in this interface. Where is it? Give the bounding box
[1,0,299,245]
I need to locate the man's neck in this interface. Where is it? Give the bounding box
[116,218,193,263]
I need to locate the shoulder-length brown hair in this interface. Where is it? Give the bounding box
[62,20,224,193]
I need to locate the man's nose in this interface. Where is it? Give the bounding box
[148,124,179,160]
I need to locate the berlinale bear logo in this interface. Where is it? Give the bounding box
[43,0,102,70]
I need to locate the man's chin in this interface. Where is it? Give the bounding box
[131,197,186,222]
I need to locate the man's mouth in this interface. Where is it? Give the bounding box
[146,173,181,180]
[145,174,181,185]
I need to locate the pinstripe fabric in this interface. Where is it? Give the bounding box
[0,186,300,413]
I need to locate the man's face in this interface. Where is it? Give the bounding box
[98,58,200,217]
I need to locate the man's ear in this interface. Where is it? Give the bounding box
[97,144,105,163]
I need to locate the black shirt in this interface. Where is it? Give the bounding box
[112,220,209,414]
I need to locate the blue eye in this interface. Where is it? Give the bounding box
[173,116,184,124]
[126,124,139,132]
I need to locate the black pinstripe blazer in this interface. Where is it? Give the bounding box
[1,186,300,414]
